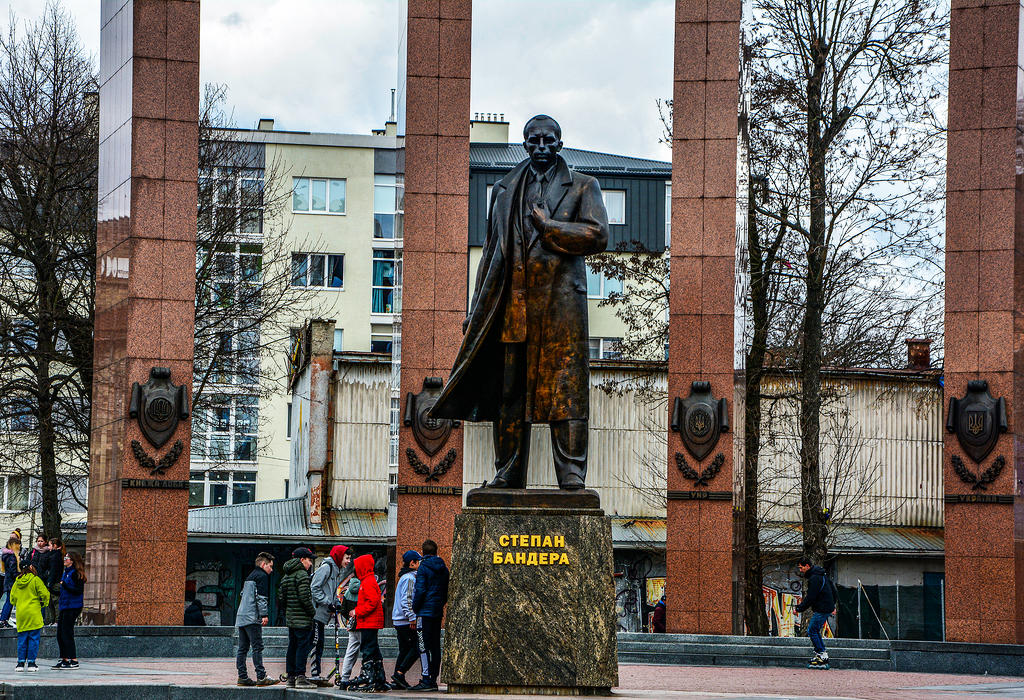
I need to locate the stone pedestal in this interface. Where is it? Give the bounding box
[441,489,618,695]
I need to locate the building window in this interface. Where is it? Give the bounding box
[192,394,258,465]
[603,190,626,225]
[291,253,344,288]
[586,266,623,299]
[664,182,671,248]
[286,402,292,439]
[199,167,264,235]
[293,177,346,214]
[372,250,396,313]
[374,174,404,239]
[370,334,393,354]
[589,337,622,360]
[0,475,29,512]
[333,329,344,353]
[189,470,257,507]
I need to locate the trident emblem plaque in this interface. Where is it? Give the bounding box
[946,379,1006,464]
[671,380,729,462]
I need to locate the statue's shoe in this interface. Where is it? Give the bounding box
[558,474,585,490]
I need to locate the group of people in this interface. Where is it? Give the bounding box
[0,530,87,671]
[234,539,449,692]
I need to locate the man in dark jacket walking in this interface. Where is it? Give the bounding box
[794,557,837,669]
[411,539,449,691]
[278,548,316,688]
[235,552,277,686]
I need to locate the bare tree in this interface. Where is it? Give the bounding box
[0,3,96,538]
[748,0,947,564]
[189,83,318,476]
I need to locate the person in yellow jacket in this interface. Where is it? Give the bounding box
[9,565,49,672]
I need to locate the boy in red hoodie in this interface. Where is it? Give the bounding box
[347,554,388,692]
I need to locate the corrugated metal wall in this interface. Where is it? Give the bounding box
[331,360,943,527]
[331,363,391,510]
[463,367,668,517]
[754,375,943,528]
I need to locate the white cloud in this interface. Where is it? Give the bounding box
[3,0,673,160]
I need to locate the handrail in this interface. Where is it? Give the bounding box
[857,578,891,642]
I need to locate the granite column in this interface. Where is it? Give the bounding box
[85,0,199,624]
[943,0,1024,644]
[396,0,472,568]
[666,0,740,634]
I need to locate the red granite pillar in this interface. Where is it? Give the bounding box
[396,0,472,567]
[85,0,199,625]
[943,0,1024,644]
[665,0,739,634]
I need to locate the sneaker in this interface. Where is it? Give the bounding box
[294,676,316,689]
[14,662,24,672]
[255,676,279,687]
[410,678,439,691]
[237,677,255,687]
[311,677,333,688]
[285,675,296,688]
[26,662,38,672]
[53,660,70,670]
[68,661,79,669]
[391,672,410,689]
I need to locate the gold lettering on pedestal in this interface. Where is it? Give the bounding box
[490,533,570,566]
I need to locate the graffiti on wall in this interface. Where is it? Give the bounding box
[187,560,236,626]
[762,586,833,638]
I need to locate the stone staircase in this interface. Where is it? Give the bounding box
[251,627,892,671]
[617,632,893,671]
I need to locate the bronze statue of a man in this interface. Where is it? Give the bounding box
[430,115,609,490]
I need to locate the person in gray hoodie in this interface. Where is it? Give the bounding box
[309,544,351,685]
[235,552,277,686]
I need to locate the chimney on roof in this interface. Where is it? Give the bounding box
[470,110,510,144]
[906,338,932,370]
[257,118,275,131]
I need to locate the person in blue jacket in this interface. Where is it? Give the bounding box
[53,551,86,669]
[0,536,21,628]
[410,539,449,691]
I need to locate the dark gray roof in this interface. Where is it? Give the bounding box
[187,497,394,542]
[470,143,670,177]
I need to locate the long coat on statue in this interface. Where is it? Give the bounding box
[431,155,609,423]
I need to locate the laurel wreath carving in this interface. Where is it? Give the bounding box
[952,454,1005,491]
[130,439,184,476]
[675,452,725,487]
[406,447,457,482]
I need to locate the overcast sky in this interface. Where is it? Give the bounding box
[4,0,673,161]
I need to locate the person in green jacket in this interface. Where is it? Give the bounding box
[277,547,316,688]
[10,564,49,672]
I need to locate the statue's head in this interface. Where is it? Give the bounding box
[523,114,562,171]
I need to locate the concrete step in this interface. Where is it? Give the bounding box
[618,632,891,649]
[617,641,890,660]
[618,649,894,671]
